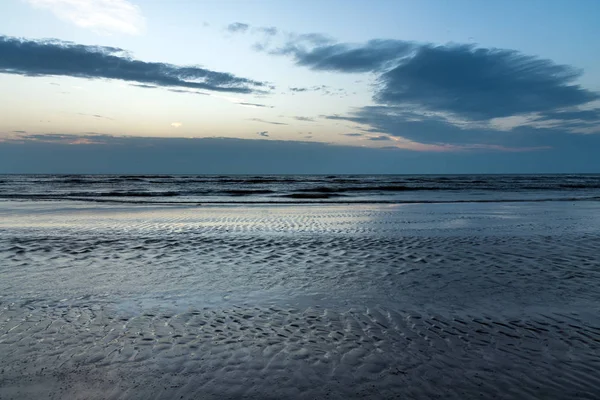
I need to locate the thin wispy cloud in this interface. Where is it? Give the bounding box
[167,89,210,96]
[210,94,273,108]
[287,85,346,96]
[257,131,269,137]
[130,84,156,89]
[540,109,600,122]
[226,23,278,37]
[0,35,267,94]
[367,135,391,141]
[239,102,274,108]
[256,26,278,36]
[7,132,114,144]
[293,116,315,122]
[249,118,288,125]
[77,113,113,120]
[226,22,249,33]
[25,0,145,35]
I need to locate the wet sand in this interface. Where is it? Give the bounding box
[1,201,599,399]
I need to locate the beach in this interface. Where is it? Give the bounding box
[1,198,599,399]
[3,0,600,393]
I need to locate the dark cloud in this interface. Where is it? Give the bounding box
[227,22,249,33]
[325,105,600,153]
[249,118,288,125]
[342,133,363,137]
[375,44,599,120]
[289,87,309,92]
[257,131,269,137]
[276,39,413,73]
[239,102,274,108]
[327,106,489,145]
[367,135,391,141]
[131,84,157,89]
[12,130,27,134]
[269,34,598,121]
[305,38,600,145]
[293,116,314,122]
[0,35,266,94]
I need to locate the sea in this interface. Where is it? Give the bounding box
[1,174,600,204]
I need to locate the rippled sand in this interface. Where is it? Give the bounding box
[1,201,599,399]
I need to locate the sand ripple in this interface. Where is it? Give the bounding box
[1,202,599,399]
[1,300,599,399]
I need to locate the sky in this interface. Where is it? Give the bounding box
[1,0,599,173]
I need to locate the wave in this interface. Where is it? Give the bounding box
[559,183,600,189]
[280,193,345,199]
[55,177,152,184]
[0,191,181,198]
[222,189,275,196]
[294,185,438,193]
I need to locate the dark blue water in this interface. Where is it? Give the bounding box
[1,174,599,204]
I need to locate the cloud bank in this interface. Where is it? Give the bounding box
[2,133,598,174]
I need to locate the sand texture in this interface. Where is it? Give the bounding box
[1,201,599,399]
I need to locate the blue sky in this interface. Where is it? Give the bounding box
[1,0,599,173]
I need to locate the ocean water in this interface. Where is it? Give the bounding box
[1,174,600,204]
[1,176,599,399]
